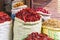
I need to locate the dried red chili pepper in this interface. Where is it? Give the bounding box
[24,32,54,40]
[0,12,11,23]
[16,8,41,22]
[36,7,49,14]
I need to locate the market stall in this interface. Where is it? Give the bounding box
[12,0,60,40]
[0,0,60,40]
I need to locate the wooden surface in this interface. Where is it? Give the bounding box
[58,0,60,13]
[44,0,60,20]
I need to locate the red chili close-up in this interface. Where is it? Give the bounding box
[16,8,41,22]
[24,32,54,40]
[36,7,49,14]
[0,12,11,23]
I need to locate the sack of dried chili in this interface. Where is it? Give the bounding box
[0,12,11,23]
[24,32,54,40]
[13,8,42,40]
[36,7,51,21]
[16,8,41,22]
[0,12,12,40]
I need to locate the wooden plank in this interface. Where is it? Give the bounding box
[58,0,60,13]
[25,0,31,7]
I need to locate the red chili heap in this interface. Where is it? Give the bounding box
[24,32,53,40]
[16,8,41,22]
[0,12,11,23]
[36,7,49,14]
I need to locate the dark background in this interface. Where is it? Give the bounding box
[0,0,12,16]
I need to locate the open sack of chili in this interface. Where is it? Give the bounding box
[36,7,51,21]
[0,12,11,23]
[36,7,49,15]
[14,8,42,40]
[0,12,12,40]
[24,32,54,40]
[16,8,41,22]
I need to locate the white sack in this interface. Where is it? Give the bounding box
[0,21,12,40]
[14,17,42,40]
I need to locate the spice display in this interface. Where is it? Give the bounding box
[43,19,60,28]
[42,19,60,40]
[16,8,41,22]
[0,0,60,40]
[36,7,51,20]
[0,12,12,40]
[13,2,24,8]
[24,32,53,40]
[36,7,49,14]
[0,12,11,23]
[14,8,42,40]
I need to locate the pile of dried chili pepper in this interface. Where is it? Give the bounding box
[0,12,11,23]
[16,8,41,22]
[36,7,49,14]
[24,32,54,40]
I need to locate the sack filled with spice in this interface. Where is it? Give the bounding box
[0,12,12,40]
[12,1,27,9]
[36,7,51,21]
[24,32,54,40]
[42,19,60,40]
[12,1,27,19]
[14,8,42,40]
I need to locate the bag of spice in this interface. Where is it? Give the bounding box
[42,19,60,40]
[0,12,12,40]
[12,1,27,9]
[13,8,42,40]
[24,32,54,40]
[36,7,51,21]
[12,1,27,19]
